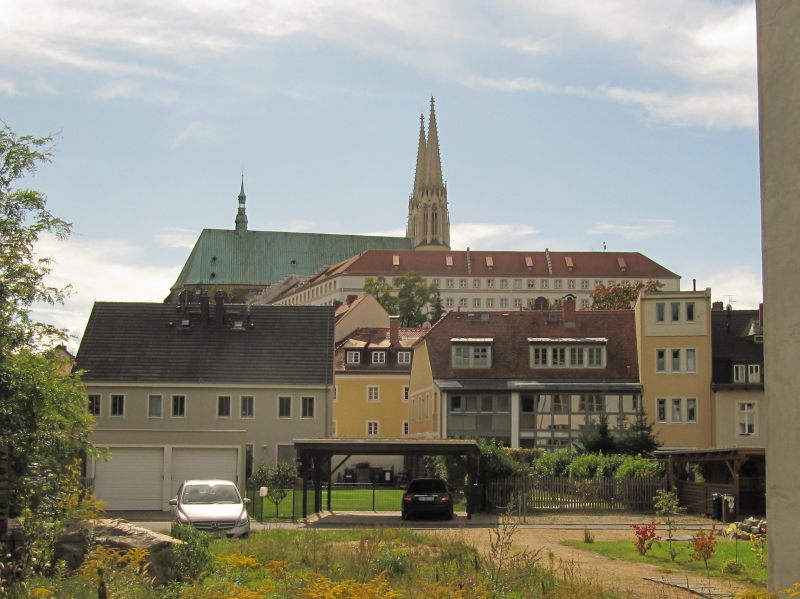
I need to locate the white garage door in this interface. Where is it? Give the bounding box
[170,448,238,497]
[94,447,164,511]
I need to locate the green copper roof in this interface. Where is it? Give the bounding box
[171,229,412,289]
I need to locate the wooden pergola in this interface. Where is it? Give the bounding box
[293,439,481,519]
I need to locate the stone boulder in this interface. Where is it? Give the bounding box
[55,518,182,585]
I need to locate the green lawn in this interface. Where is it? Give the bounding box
[247,487,466,520]
[562,536,767,585]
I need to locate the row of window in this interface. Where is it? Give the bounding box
[443,297,591,309]
[436,278,634,290]
[655,348,697,373]
[345,350,412,365]
[448,394,641,414]
[88,394,315,419]
[733,363,762,384]
[450,344,608,370]
[655,301,696,324]
[331,420,410,437]
[655,397,698,424]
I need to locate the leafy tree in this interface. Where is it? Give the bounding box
[617,410,661,456]
[363,271,442,326]
[590,279,664,310]
[251,461,298,517]
[0,123,96,575]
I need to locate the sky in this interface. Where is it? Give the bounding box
[1,0,761,350]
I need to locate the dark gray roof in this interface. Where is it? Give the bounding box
[76,302,334,385]
[711,309,764,384]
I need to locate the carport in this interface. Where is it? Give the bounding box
[293,439,481,518]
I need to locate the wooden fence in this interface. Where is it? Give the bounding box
[486,475,667,515]
[677,480,735,517]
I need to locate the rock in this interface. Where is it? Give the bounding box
[54,519,182,585]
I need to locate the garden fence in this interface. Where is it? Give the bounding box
[485,475,667,515]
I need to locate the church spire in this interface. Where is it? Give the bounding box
[235,174,248,233]
[406,97,450,250]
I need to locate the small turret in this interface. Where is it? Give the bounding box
[235,175,248,234]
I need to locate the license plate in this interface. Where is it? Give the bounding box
[418,496,435,502]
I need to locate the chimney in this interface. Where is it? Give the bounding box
[563,295,576,327]
[712,301,724,311]
[200,292,210,324]
[389,315,400,346]
[346,294,358,306]
[759,302,764,327]
[215,291,226,327]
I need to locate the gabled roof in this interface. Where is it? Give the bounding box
[420,309,639,382]
[279,249,679,285]
[335,327,427,371]
[171,229,412,289]
[76,302,334,385]
[711,309,764,384]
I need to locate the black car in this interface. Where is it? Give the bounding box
[401,478,454,520]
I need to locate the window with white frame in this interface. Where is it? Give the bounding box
[278,396,291,418]
[554,279,562,289]
[686,349,697,373]
[432,278,440,287]
[580,299,589,308]
[473,279,481,288]
[568,280,576,289]
[402,421,409,436]
[570,347,584,366]
[531,346,548,366]
[737,401,756,436]
[580,394,604,412]
[530,344,605,368]
[581,280,589,289]
[656,302,665,323]
[172,394,186,418]
[459,279,468,288]
[748,364,761,383]
[217,395,231,418]
[686,302,695,322]
[540,279,549,289]
[686,398,697,423]
[473,297,481,308]
[240,395,254,418]
[486,298,495,308]
[513,279,521,289]
[147,394,161,418]
[656,398,667,422]
[551,347,566,366]
[513,298,522,308]
[346,351,361,364]
[111,394,125,417]
[301,396,315,418]
[527,279,535,289]
[587,347,603,366]
[372,351,386,364]
[398,351,411,365]
[446,297,454,308]
[656,349,666,372]
[552,395,567,413]
[594,280,603,288]
[452,344,491,368]
[733,364,746,382]
[671,349,681,372]
[402,386,409,402]
[671,398,682,422]
[367,386,380,402]
[458,298,467,308]
[88,394,101,416]
[500,279,509,288]
[671,302,680,322]
[487,278,495,288]
[367,421,379,436]
[446,278,454,288]
[499,298,509,308]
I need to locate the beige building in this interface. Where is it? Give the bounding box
[757,0,800,590]
[76,299,334,511]
[634,289,713,449]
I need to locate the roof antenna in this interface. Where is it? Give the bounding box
[602,241,607,251]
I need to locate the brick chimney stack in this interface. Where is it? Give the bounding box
[389,315,400,346]
[200,292,210,324]
[215,291,226,327]
[712,301,725,311]
[563,295,576,327]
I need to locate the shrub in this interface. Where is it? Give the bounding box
[721,558,744,575]
[690,524,718,570]
[531,448,576,477]
[615,455,663,478]
[568,454,605,480]
[630,521,661,556]
[172,525,213,581]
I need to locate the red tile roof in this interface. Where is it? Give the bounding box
[335,327,428,372]
[420,309,639,381]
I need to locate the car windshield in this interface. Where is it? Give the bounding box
[181,484,241,504]
[407,479,448,493]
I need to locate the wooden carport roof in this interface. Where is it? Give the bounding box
[293,439,481,518]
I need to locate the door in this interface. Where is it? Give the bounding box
[170,448,238,497]
[94,447,164,510]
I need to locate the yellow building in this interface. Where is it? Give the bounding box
[334,317,426,440]
[635,289,713,449]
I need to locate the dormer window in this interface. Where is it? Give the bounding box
[445,255,454,268]
[529,338,607,368]
[346,351,361,365]
[451,338,493,369]
[372,351,386,364]
[398,351,412,365]
[485,256,494,269]
[565,256,574,271]
[392,255,400,269]
[617,256,627,272]
[525,256,534,270]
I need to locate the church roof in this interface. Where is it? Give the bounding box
[171,228,412,290]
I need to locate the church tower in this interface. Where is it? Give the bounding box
[406,97,450,250]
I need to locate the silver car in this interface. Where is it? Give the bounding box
[170,480,251,538]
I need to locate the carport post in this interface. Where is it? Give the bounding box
[326,455,332,512]
[300,452,309,519]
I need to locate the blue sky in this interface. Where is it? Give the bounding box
[1,0,760,347]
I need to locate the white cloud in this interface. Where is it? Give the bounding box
[587,219,678,240]
[171,121,216,147]
[688,265,762,309]
[450,223,542,250]
[500,37,552,56]
[0,79,18,95]
[30,234,181,348]
[91,80,141,100]
[157,227,197,249]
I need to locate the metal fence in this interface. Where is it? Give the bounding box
[485,475,667,515]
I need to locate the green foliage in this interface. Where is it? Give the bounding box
[506,447,544,468]
[654,488,684,562]
[567,454,606,480]
[721,558,744,575]
[363,271,442,326]
[475,438,524,484]
[531,448,576,477]
[614,455,664,478]
[616,411,661,456]
[590,279,664,310]
[578,414,619,454]
[172,525,213,581]
[249,461,298,517]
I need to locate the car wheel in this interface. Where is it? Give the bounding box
[401,511,408,521]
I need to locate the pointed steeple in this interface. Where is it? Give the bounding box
[235,174,248,233]
[406,97,450,250]
[424,97,444,188]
